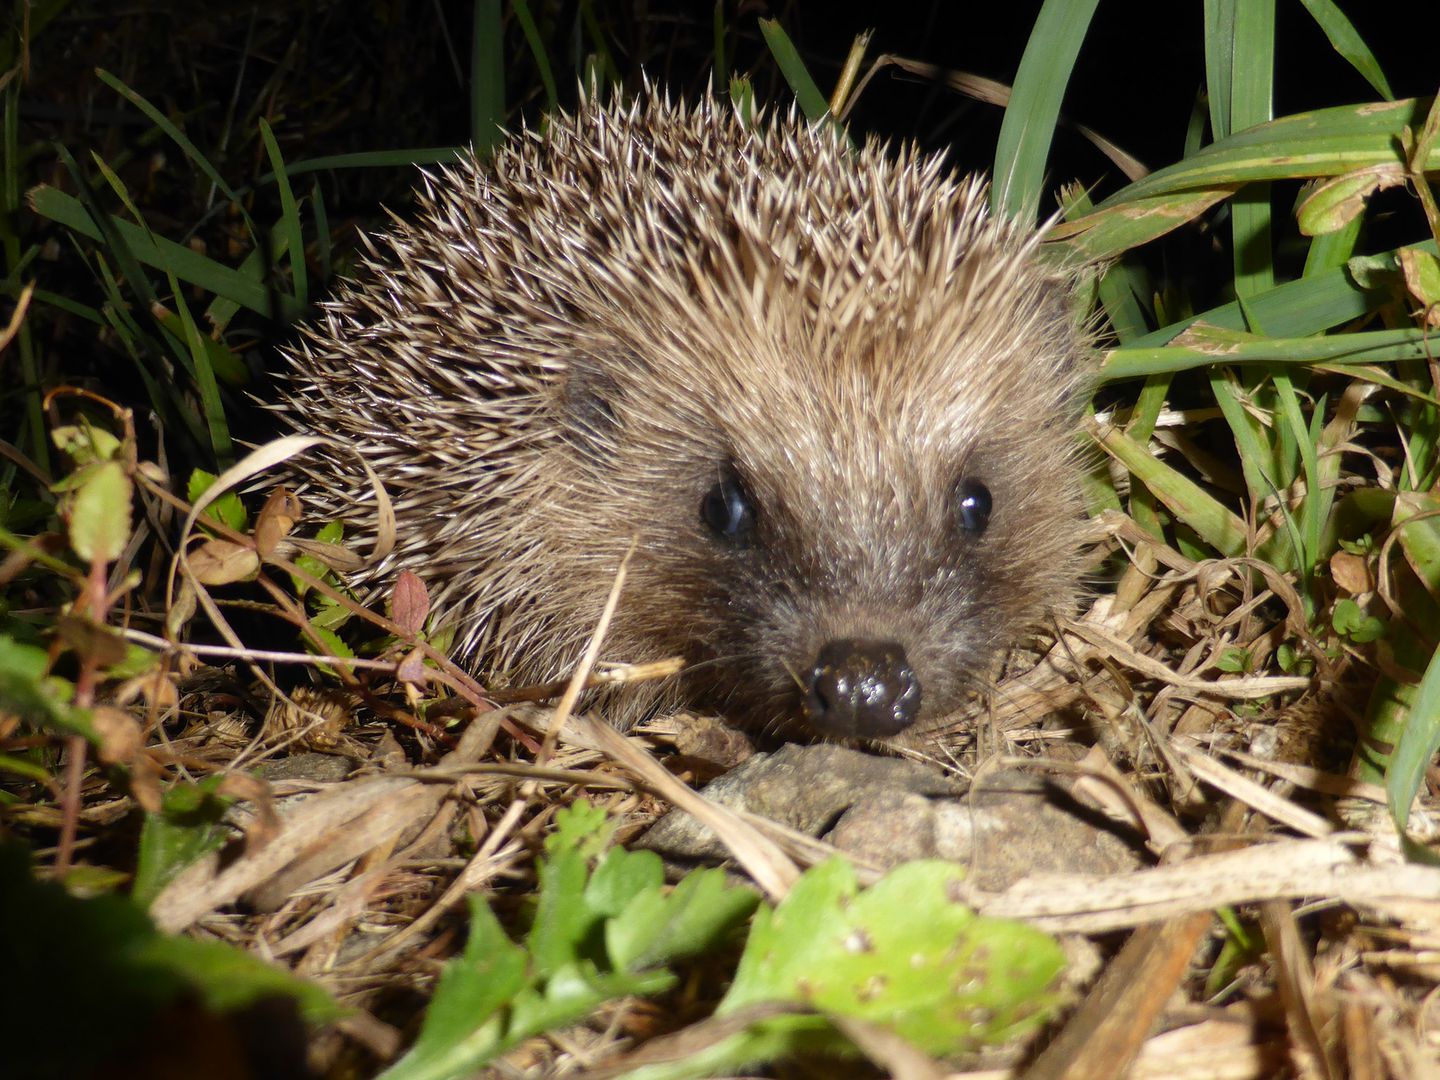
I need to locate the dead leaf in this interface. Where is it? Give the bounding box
[254,487,301,557]
[187,537,260,585]
[392,570,429,635]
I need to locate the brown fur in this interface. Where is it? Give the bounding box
[276,94,1093,737]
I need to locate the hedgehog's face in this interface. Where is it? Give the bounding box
[556,299,1088,742]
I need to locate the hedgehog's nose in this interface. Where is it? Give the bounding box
[803,638,921,738]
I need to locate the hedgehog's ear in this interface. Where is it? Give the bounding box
[558,362,623,460]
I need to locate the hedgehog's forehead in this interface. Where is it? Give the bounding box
[612,317,994,486]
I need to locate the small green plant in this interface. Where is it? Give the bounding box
[379,801,759,1080]
[381,802,1066,1079]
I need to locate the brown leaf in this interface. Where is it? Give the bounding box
[1329,550,1373,596]
[56,614,129,666]
[91,705,144,765]
[114,667,180,710]
[254,487,301,557]
[187,537,260,585]
[128,754,164,813]
[395,647,428,686]
[392,570,429,635]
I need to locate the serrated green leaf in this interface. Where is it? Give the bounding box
[585,845,665,920]
[51,419,121,465]
[544,798,616,858]
[66,459,132,563]
[606,866,758,973]
[379,896,528,1080]
[527,842,595,977]
[303,625,355,670]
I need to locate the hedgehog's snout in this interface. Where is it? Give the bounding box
[802,638,921,738]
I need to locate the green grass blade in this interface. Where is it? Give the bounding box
[256,148,465,186]
[1227,0,1275,296]
[1209,366,1274,507]
[758,19,830,123]
[94,68,257,239]
[470,0,505,155]
[1048,185,1238,262]
[29,186,303,322]
[165,271,232,463]
[1105,325,1440,382]
[310,179,332,286]
[1098,425,1251,556]
[1297,0,1394,100]
[712,0,728,90]
[258,118,306,309]
[991,0,1101,221]
[1124,240,1435,347]
[1303,209,1364,275]
[1093,97,1437,207]
[1203,0,1236,137]
[578,0,620,89]
[512,0,558,113]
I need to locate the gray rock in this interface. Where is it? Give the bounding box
[642,746,1148,891]
[639,742,962,860]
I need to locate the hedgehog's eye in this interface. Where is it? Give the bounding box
[701,470,756,546]
[956,479,992,535]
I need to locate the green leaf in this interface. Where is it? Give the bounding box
[0,634,91,738]
[66,459,132,563]
[606,866,757,973]
[720,860,1066,1056]
[378,896,528,1080]
[290,519,344,597]
[187,469,250,532]
[1217,647,1251,673]
[133,778,234,909]
[303,624,355,669]
[51,418,121,465]
[585,845,665,920]
[527,835,597,977]
[380,802,756,1080]
[0,843,335,1079]
[1331,599,1384,644]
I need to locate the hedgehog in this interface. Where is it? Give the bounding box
[276,93,1092,741]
